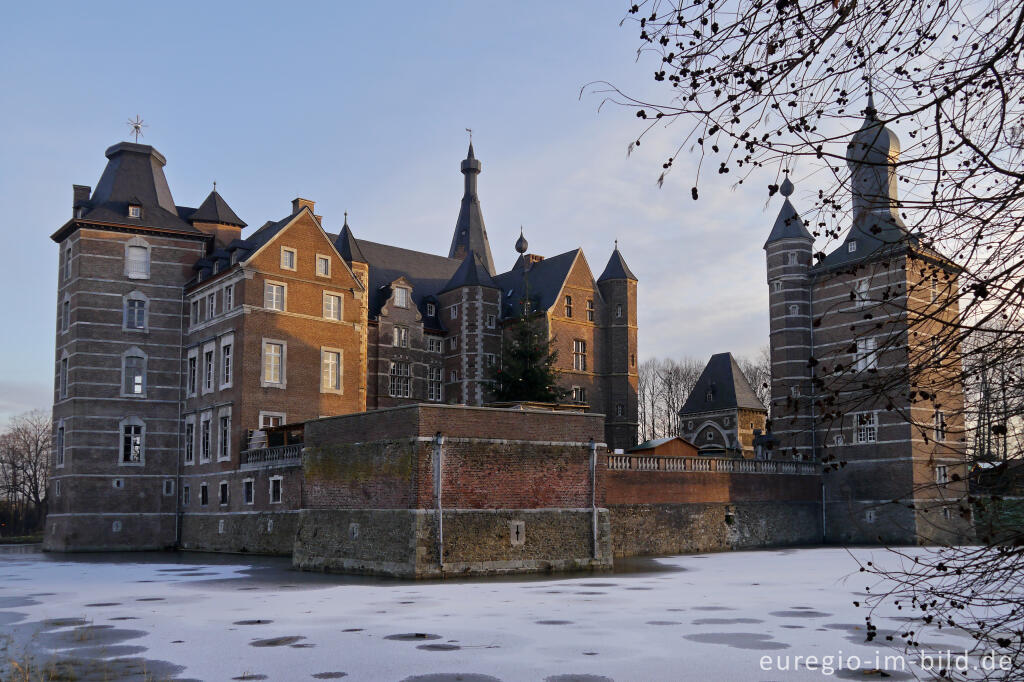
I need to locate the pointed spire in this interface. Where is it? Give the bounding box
[764,174,812,248]
[335,213,366,264]
[449,142,496,275]
[189,189,246,227]
[598,245,637,282]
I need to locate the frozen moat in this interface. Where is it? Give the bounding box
[0,546,980,681]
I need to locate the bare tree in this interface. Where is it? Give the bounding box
[738,346,771,414]
[594,0,1024,677]
[0,410,51,536]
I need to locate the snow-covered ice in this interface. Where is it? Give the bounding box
[0,545,979,681]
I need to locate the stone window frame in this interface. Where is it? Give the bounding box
[223,282,234,311]
[201,341,216,395]
[616,303,623,318]
[486,313,497,329]
[933,409,947,442]
[854,336,879,372]
[190,299,201,326]
[63,243,73,282]
[199,482,209,506]
[199,410,213,463]
[258,411,286,429]
[263,280,287,312]
[182,484,191,506]
[586,299,595,322]
[854,277,870,309]
[320,346,344,395]
[450,303,459,319]
[571,386,586,403]
[449,336,458,351]
[183,415,196,465]
[269,475,283,504]
[280,246,298,272]
[60,294,71,333]
[564,295,573,318]
[322,290,344,321]
[54,479,62,497]
[853,411,878,444]
[121,346,148,399]
[58,351,69,399]
[216,406,232,462]
[848,240,858,253]
[243,478,255,505]
[218,480,229,506]
[315,253,332,278]
[261,338,287,388]
[393,286,410,309]
[450,369,458,383]
[163,479,175,496]
[427,336,443,353]
[123,290,149,332]
[186,348,199,397]
[426,302,436,317]
[864,509,876,524]
[118,416,146,467]
[786,251,798,265]
[219,334,235,390]
[55,420,66,468]
[427,366,443,402]
[393,325,409,348]
[572,339,587,371]
[206,292,216,320]
[389,361,412,398]
[124,236,151,280]
[771,280,783,293]
[935,465,949,485]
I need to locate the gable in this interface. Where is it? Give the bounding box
[245,210,362,291]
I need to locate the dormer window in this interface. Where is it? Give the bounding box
[426,302,436,317]
[706,390,714,402]
[394,287,409,308]
[848,241,857,253]
[128,205,141,219]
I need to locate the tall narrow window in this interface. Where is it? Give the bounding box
[59,357,68,398]
[393,326,409,348]
[63,245,72,281]
[389,361,411,398]
[486,313,496,329]
[184,421,195,464]
[572,340,587,371]
[125,298,146,330]
[264,283,285,311]
[191,300,200,324]
[124,355,145,396]
[934,410,947,442]
[182,485,191,506]
[221,342,232,387]
[218,413,231,461]
[224,284,234,310]
[61,299,70,332]
[263,342,284,385]
[935,465,949,485]
[56,425,65,467]
[854,278,870,308]
[125,244,149,279]
[316,255,331,277]
[270,476,283,504]
[426,302,436,317]
[394,287,409,308]
[200,483,209,506]
[322,350,341,392]
[565,295,573,318]
[244,479,255,504]
[324,293,342,320]
[450,304,458,319]
[587,300,594,322]
[204,349,214,391]
[930,275,940,303]
[787,252,797,265]
[219,481,229,505]
[200,415,212,462]
[121,421,143,463]
[187,354,198,396]
[855,337,878,371]
[428,366,443,401]
[616,303,623,318]
[206,293,216,319]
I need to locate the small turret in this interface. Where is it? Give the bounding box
[448,142,496,275]
[189,188,246,249]
[335,212,366,264]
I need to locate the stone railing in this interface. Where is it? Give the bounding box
[241,444,303,469]
[606,455,818,475]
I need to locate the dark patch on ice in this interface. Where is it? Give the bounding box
[159,567,200,572]
[42,617,90,628]
[232,674,269,680]
[545,675,615,682]
[291,643,316,648]
[312,674,349,680]
[691,617,764,625]
[536,620,573,625]
[109,616,139,621]
[575,591,606,595]
[692,606,734,612]
[136,597,164,602]
[249,635,305,647]
[385,632,442,641]
[683,632,789,650]
[418,643,461,651]
[583,652,599,656]
[28,592,57,596]
[17,655,187,681]
[234,619,273,625]
[825,623,863,632]
[667,608,686,612]
[780,625,805,629]
[545,590,564,594]
[342,628,363,632]
[833,669,915,681]
[624,587,652,591]
[238,586,260,590]
[397,671,501,675]
[66,644,148,658]
[0,610,27,626]
[36,625,148,651]
[399,600,416,604]
[0,595,40,608]
[84,602,121,607]
[171,571,218,577]
[769,610,832,618]
[578,583,617,587]
[645,621,682,626]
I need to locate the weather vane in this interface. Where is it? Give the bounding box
[127,115,147,143]
[465,127,472,143]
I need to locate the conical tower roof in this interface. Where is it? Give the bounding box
[597,245,637,281]
[448,142,496,275]
[189,189,246,227]
[764,175,812,248]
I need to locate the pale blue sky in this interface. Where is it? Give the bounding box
[0,1,790,421]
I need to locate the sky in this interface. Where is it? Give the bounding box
[0,1,800,422]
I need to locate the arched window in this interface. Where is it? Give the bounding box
[122,347,147,398]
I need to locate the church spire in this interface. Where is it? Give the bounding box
[448,142,496,275]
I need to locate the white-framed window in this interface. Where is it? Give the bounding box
[572,386,586,403]
[182,485,191,506]
[190,299,200,325]
[243,478,255,505]
[259,412,286,429]
[935,465,949,485]
[615,404,624,417]
[321,348,343,393]
[206,293,216,320]
[428,366,443,402]
[55,422,65,467]
[323,292,342,321]
[224,284,234,310]
[270,476,283,504]
[61,297,71,332]
[930,274,939,303]
[217,408,232,461]
[184,417,195,465]
[280,247,297,271]
[772,280,783,292]
[848,241,857,253]
[163,479,175,496]
[128,204,141,218]
[122,348,147,398]
[186,349,198,397]
[393,326,409,348]
[219,480,229,505]
[426,302,436,317]
[199,412,212,462]
[124,292,148,331]
[262,340,286,388]
[854,278,870,308]
[63,244,72,281]
[933,410,947,442]
[394,287,409,308]
[787,252,797,265]
[486,313,496,329]
[565,295,573,318]
[316,254,331,278]
[389,361,411,398]
[202,343,215,393]
[450,369,458,382]
[264,282,286,311]
[855,337,878,371]
[220,335,234,389]
[450,304,459,319]
[586,300,595,322]
[789,304,800,316]
[616,303,623,318]
[200,482,209,506]
[119,417,145,465]
[573,340,587,371]
[854,412,878,444]
[428,337,443,353]
[124,238,150,279]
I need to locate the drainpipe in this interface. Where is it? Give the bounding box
[589,438,598,560]
[433,432,445,571]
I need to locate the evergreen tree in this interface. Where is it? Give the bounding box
[489,304,565,403]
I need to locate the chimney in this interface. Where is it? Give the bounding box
[73,185,91,215]
[314,214,323,225]
[525,254,544,268]
[292,197,315,214]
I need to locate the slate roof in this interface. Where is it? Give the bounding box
[334,219,366,263]
[188,190,246,227]
[679,352,766,416]
[764,197,813,247]
[597,247,637,281]
[448,143,496,275]
[74,142,200,234]
[493,249,581,317]
[812,213,917,272]
[441,252,497,293]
